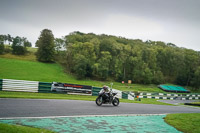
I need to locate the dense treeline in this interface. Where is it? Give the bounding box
[61,31,200,90]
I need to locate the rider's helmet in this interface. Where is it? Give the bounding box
[103,85,107,91]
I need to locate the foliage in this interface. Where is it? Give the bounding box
[55,37,65,53]
[36,29,55,62]
[0,34,31,55]
[3,45,12,53]
[63,32,200,91]
[0,43,4,54]
[12,36,27,55]
[165,113,200,133]
[191,66,200,90]
[23,38,32,47]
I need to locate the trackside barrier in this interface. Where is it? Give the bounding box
[0,78,136,100]
[38,82,52,93]
[122,92,128,99]
[92,87,134,100]
[51,82,92,94]
[2,79,39,92]
[92,87,101,96]
[139,92,200,100]
[122,92,135,100]
[112,89,123,99]
[0,79,2,91]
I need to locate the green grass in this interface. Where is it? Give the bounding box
[0,91,173,105]
[182,102,200,108]
[165,113,200,133]
[0,123,55,133]
[0,46,37,62]
[0,57,166,92]
[191,102,200,104]
[0,57,90,84]
[0,91,96,101]
[0,53,36,62]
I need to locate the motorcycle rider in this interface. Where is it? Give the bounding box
[99,85,112,102]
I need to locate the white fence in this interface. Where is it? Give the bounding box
[2,79,39,92]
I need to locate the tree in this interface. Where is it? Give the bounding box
[7,34,12,45]
[0,43,4,54]
[35,40,39,47]
[23,38,32,47]
[191,66,200,90]
[96,51,112,80]
[3,35,7,44]
[55,38,65,53]
[73,54,88,79]
[12,36,27,55]
[0,35,4,44]
[62,31,200,85]
[36,29,55,62]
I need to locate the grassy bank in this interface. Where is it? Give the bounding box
[0,57,164,92]
[0,91,172,105]
[165,113,200,133]
[0,123,55,133]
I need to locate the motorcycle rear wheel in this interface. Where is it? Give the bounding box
[112,98,119,106]
[96,97,103,106]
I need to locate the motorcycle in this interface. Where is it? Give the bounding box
[96,92,120,106]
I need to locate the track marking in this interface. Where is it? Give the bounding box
[0,114,167,120]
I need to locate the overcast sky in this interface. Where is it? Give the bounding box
[0,0,200,51]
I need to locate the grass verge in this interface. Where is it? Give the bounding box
[0,91,173,105]
[165,113,200,133]
[0,123,55,133]
[184,102,200,107]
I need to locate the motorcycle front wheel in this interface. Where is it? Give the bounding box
[112,98,119,106]
[96,97,103,106]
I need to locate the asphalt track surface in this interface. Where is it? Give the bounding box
[0,98,199,118]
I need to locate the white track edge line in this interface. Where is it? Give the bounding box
[0,114,168,120]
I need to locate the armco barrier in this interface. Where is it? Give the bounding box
[0,78,135,100]
[38,82,52,93]
[2,79,39,92]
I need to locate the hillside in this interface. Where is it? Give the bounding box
[1,31,200,93]
[0,57,164,93]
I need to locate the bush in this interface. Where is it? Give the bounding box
[4,45,12,53]
[12,45,27,55]
[12,36,27,55]
[0,43,4,54]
